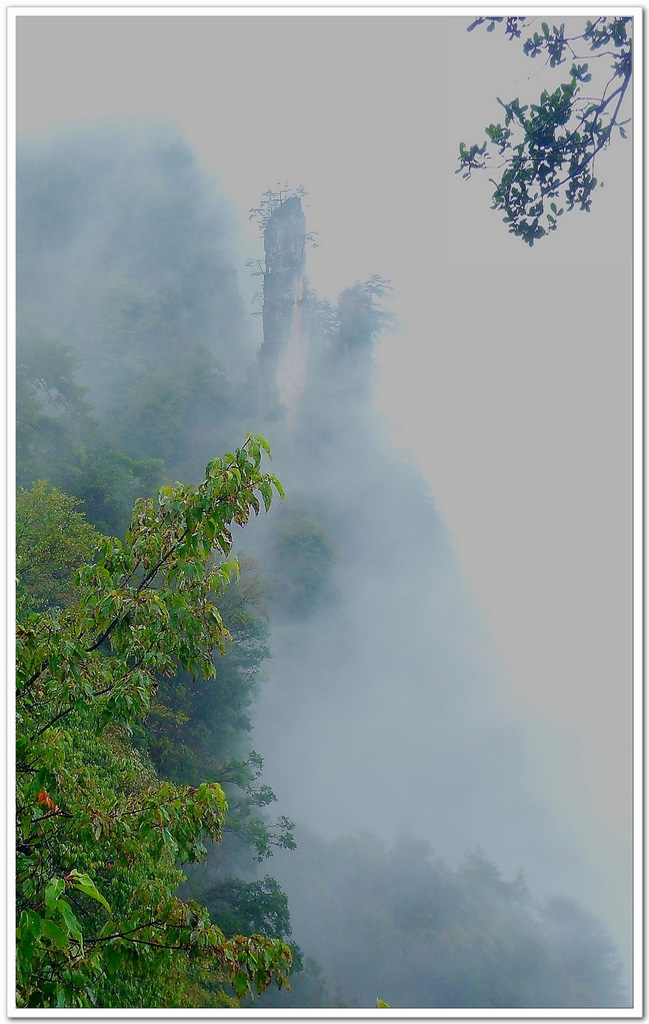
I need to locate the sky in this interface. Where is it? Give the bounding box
[13,8,636,977]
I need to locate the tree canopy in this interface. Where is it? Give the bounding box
[458,16,632,245]
[15,437,294,1008]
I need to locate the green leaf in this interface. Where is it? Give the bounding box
[55,900,83,945]
[233,972,250,998]
[257,435,272,457]
[66,870,112,914]
[40,918,68,947]
[17,910,42,961]
[45,877,65,910]
[270,475,285,501]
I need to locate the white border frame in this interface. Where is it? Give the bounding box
[6,6,642,1019]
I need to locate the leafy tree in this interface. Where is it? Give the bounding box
[16,315,164,536]
[304,286,341,343]
[335,276,395,354]
[200,875,293,942]
[109,342,231,471]
[458,16,632,244]
[17,327,88,422]
[186,875,305,1007]
[145,570,270,775]
[140,555,296,862]
[212,753,297,862]
[16,481,101,616]
[265,504,337,620]
[15,437,293,1008]
[57,444,164,538]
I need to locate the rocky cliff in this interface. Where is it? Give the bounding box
[258,196,307,418]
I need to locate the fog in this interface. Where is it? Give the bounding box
[14,11,634,1009]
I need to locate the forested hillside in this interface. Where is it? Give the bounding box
[15,121,627,1008]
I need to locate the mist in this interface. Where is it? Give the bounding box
[14,11,633,1011]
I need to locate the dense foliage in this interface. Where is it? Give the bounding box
[458,16,632,244]
[16,482,101,614]
[16,439,294,1007]
[16,320,162,535]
